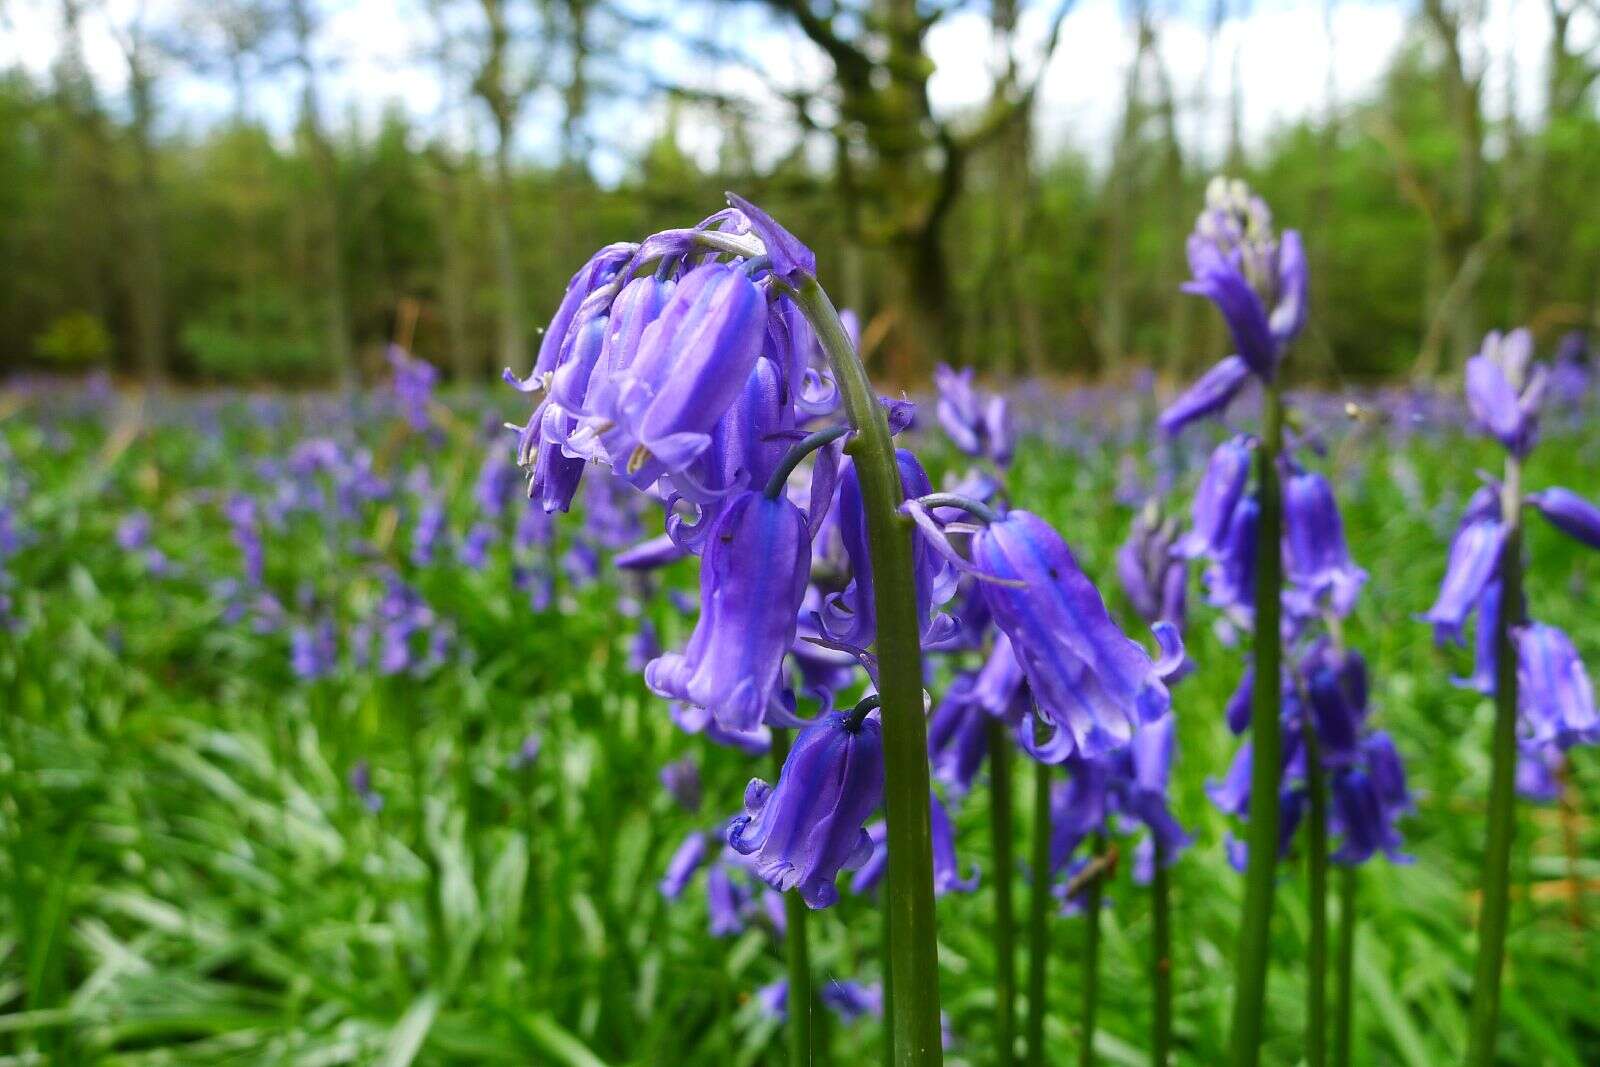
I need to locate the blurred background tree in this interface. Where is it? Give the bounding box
[0,0,1596,386]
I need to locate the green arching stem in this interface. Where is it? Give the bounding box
[1332,865,1358,1067]
[1151,841,1173,1067]
[1025,758,1053,1067]
[765,425,851,499]
[772,731,814,1067]
[795,276,944,1067]
[1229,383,1285,1067]
[989,719,1017,1067]
[1302,721,1329,1067]
[1466,455,1524,1067]
[1079,833,1107,1067]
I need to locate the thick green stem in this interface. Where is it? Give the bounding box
[1229,384,1285,1067]
[1025,759,1053,1067]
[1079,833,1107,1067]
[989,719,1017,1067]
[1466,457,1524,1067]
[1333,866,1357,1067]
[773,732,814,1067]
[1302,722,1329,1067]
[797,277,942,1067]
[1152,841,1173,1067]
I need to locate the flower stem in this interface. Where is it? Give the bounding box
[1079,832,1107,1067]
[989,719,1017,1067]
[1025,758,1053,1067]
[1152,840,1173,1067]
[1466,456,1524,1067]
[1332,865,1357,1067]
[1302,722,1329,1067]
[773,731,815,1067]
[1229,383,1285,1067]
[796,277,942,1067]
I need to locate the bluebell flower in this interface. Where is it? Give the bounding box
[1465,329,1545,457]
[659,831,708,900]
[646,491,812,733]
[821,980,884,1022]
[973,510,1181,761]
[848,792,977,897]
[1282,467,1366,618]
[388,344,437,431]
[927,673,991,797]
[934,364,1013,466]
[1527,487,1600,551]
[726,710,884,909]
[1116,501,1188,631]
[660,757,702,813]
[1515,622,1599,747]
[349,760,383,813]
[290,620,337,681]
[1423,486,1505,645]
[706,862,752,936]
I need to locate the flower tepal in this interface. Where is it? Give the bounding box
[974,509,1179,760]
[727,711,885,909]
[646,491,812,734]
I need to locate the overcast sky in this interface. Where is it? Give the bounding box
[1,0,1587,182]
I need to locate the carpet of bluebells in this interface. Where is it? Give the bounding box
[1,365,1597,1066]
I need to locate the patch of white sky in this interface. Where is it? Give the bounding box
[0,0,1589,185]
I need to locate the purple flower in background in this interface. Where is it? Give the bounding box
[1465,329,1545,457]
[1161,177,1307,432]
[1175,436,1252,561]
[349,760,383,813]
[1423,487,1505,645]
[116,512,153,551]
[1516,743,1562,802]
[727,710,884,909]
[476,449,521,519]
[927,673,991,797]
[934,364,1014,466]
[1282,468,1366,618]
[458,524,495,569]
[660,757,702,813]
[290,620,337,681]
[974,510,1180,761]
[646,491,812,734]
[850,792,977,897]
[821,980,884,1022]
[508,733,542,770]
[1328,765,1410,865]
[1117,501,1188,629]
[388,344,437,431]
[410,497,446,567]
[758,979,789,1021]
[223,494,264,585]
[1515,622,1599,747]
[706,862,752,936]
[1527,487,1600,551]
[1301,642,1369,767]
[659,831,708,900]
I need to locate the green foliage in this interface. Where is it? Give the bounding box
[34,311,112,366]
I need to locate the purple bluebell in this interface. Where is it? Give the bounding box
[458,524,495,569]
[1301,642,1369,767]
[1328,766,1410,865]
[646,491,812,733]
[1160,178,1306,433]
[1527,487,1600,551]
[822,452,957,651]
[615,532,688,571]
[476,449,521,519]
[508,733,542,770]
[290,620,337,681]
[757,979,789,1021]
[410,497,446,567]
[669,700,771,755]
[660,757,702,813]
[849,792,977,897]
[1465,329,1545,457]
[349,760,383,813]
[706,862,751,936]
[973,510,1180,760]
[1282,468,1366,617]
[927,673,990,797]
[1117,502,1188,629]
[388,344,437,431]
[849,820,890,896]
[223,494,264,585]
[1423,486,1505,645]
[1175,436,1253,561]
[116,512,153,551]
[1515,622,1599,747]
[659,831,708,900]
[726,710,884,909]
[821,980,884,1022]
[1515,743,1562,802]
[934,364,1014,466]
[576,263,769,487]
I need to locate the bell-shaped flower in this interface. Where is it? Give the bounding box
[1301,642,1369,767]
[1422,486,1505,645]
[1203,494,1259,616]
[934,364,1014,465]
[1118,502,1189,630]
[927,673,991,797]
[727,710,884,909]
[1282,468,1367,618]
[578,262,769,487]
[659,831,708,900]
[1159,355,1253,437]
[822,451,958,650]
[1527,487,1600,551]
[1176,436,1253,560]
[1515,622,1599,747]
[646,491,812,733]
[1465,329,1546,457]
[849,791,978,897]
[975,510,1180,759]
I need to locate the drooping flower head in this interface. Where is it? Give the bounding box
[726,710,884,909]
[1465,328,1545,458]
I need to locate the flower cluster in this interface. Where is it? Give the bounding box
[1424,328,1600,795]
